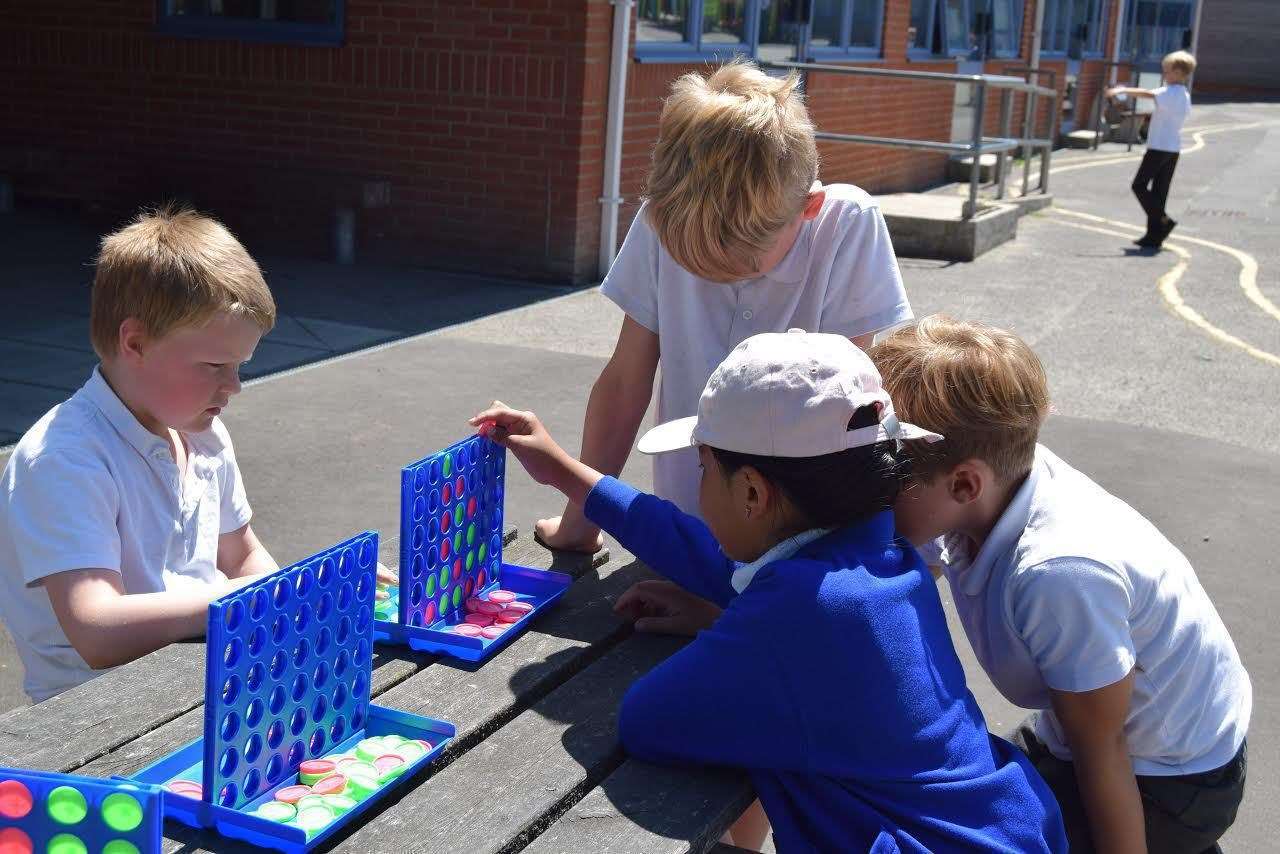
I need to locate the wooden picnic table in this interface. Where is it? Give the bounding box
[0,530,755,853]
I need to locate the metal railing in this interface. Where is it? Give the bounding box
[763,61,1060,220]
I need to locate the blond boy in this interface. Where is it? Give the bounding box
[871,316,1250,854]
[538,60,911,551]
[1107,50,1196,248]
[0,207,279,702]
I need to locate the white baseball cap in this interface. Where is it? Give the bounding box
[637,329,943,457]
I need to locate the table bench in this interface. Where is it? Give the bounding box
[0,530,754,853]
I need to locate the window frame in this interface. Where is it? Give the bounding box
[1040,0,1111,59]
[154,0,346,46]
[907,0,1024,61]
[634,0,886,63]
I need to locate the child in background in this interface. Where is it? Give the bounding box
[872,316,1250,854]
[473,330,1066,853]
[536,59,911,552]
[0,207,279,702]
[1107,50,1196,248]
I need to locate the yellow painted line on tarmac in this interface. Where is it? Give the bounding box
[1048,121,1276,176]
[1054,207,1280,327]
[1044,212,1280,368]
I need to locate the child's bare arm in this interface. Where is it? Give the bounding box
[41,568,256,670]
[1050,673,1148,854]
[1106,86,1156,100]
[536,316,659,550]
[217,522,277,579]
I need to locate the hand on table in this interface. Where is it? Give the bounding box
[613,580,723,637]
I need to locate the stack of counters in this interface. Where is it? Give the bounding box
[253,800,297,824]
[322,794,358,816]
[465,598,503,616]
[504,600,533,616]
[452,623,482,637]
[494,610,522,625]
[295,802,332,837]
[480,625,508,640]
[487,589,517,605]
[463,612,493,628]
[298,760,336,786]
[372,756,406,784]
[165,780,203,799]
[311,774,347,796]
[273,785,312,805]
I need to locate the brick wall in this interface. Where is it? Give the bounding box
[0,0,611,283]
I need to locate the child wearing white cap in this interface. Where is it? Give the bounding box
[470,330,1066,853]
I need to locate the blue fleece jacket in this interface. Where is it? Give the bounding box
[585,477,1066,854]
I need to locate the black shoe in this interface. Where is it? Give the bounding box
[1134,234,1160,247]
[1159,217,1177,241]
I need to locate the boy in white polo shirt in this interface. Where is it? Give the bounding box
[872,316,1250,854]
[0,207,281,703]
[1107,50,1196,249]
[536,59,910,552]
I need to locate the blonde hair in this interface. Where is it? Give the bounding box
[1163,50,1197,76]
[869,316,1050,483]
[90,206,276,359]
[645,60,819,281]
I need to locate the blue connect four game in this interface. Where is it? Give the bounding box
[0,766,162,854]
[129,532,455,852]
[375,433,572,663]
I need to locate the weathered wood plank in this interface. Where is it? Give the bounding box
[0,528,566,773]
[81,547,629,785]
[155,554,652,852]
[327,633,687,854]
[521,761,753,854]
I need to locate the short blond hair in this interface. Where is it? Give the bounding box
[869,316,1050,483]
[1163,50,1197,76]
[90,206,276,359]
[645,60,818,281]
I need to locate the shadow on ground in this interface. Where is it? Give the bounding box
[0,206,583,446]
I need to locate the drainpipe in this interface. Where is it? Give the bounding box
[1187,0,1204,91]
[598,0,634,279]
[1108,0,1126,85]
[1029,0,1046,71]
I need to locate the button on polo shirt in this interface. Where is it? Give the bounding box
[0,367,252,701]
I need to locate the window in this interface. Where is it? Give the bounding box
[637,0,884,62]
[156,0,344,45]
[1042,0,1109,58]
[909,0,1024,59]
[1122,0,1193,63]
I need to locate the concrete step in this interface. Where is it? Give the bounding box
[876,193,1019,262]
[927,181,1054,217]
[947,153,999,183]
[1062,129,1101,149]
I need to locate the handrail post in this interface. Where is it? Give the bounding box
[1022,92,1035,196]
[1042,77,1060,195]
[966,80,987,220]
[996,88,1013,200]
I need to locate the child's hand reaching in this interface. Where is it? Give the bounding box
[469,402,605,507]
[614,580,723,636]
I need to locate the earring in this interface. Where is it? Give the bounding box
[745,506,752,518]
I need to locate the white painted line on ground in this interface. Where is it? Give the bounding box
[1048,121,1277,176]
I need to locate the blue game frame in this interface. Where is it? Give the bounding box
[375,434,572,664]
[128,532,455,853]
[154,1,346,47]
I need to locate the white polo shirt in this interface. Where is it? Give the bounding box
[602,183,911,515]
[0,367,252,702]
[1147,84,1191,153]
[938,446,1251,775]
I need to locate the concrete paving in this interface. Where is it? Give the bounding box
[0,99,1275,849]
